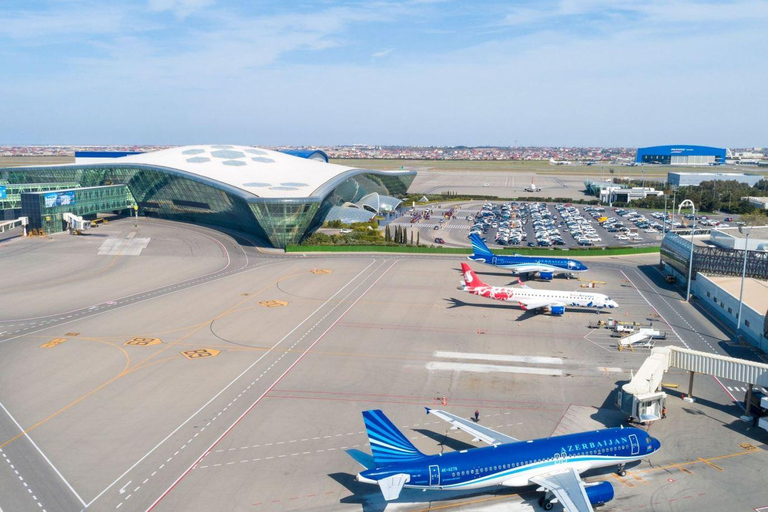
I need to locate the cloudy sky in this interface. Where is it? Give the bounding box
[1,0,766,146]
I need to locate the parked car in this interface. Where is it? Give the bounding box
[434,237,445,244]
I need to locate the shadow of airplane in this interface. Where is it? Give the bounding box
[414,428,477,452]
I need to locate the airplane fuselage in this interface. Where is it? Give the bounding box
[358,428,659,492]
[468,254,587,275]
[465,284,615,310]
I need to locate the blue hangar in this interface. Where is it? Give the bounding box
[636,145,727,166]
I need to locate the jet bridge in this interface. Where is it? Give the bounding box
[617,345,768,424]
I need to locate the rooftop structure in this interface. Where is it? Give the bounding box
[668,171,762,187]
[0,145,415,247]
[710,226,768,251]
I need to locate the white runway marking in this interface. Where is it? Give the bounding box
[426,361,563,376]
[434,351,563,365]
[0,401,84,507]
[97,237,150,256]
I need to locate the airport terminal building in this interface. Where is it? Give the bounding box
[0,145,415,247]
[636,145,726,166]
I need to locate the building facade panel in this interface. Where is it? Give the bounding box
[637,145,726,166]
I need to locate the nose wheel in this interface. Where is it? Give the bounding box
[617,464,627,477]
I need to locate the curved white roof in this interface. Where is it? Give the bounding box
[90,145,359,199]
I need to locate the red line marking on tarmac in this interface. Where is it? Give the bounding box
[145,261,398,511]
[324,491,335,495]
[265,394,565,412]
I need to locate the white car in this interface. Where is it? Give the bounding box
[340,228,353,234]
[616,235,629,241]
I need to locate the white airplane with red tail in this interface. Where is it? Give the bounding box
[459,263,618,315]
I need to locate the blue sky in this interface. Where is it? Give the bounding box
[1,0,766,146]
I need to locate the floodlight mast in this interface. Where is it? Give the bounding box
[677,199,696,302]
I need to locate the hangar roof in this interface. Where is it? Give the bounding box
[76,145,389,199]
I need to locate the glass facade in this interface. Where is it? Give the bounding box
[21,185,131,234]
[0,164,415,247]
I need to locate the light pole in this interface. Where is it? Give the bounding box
[678,199,696,302]
[735,226,751,342]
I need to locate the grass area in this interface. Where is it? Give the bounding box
[286,244,660,256]
[0,156,75,167]
[329,158,711,178]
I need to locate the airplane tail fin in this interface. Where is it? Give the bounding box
[461,263,488,289]
[469,233,493,258]
[362,410,426,466]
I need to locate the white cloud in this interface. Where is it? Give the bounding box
[372,48,393,58]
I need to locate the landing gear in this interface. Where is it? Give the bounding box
[617,464,627,477]
[539,493,555,510]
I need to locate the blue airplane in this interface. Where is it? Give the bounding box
[468,233,588,280]
[350,408,661,511]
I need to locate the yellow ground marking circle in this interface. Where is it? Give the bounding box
[311,269,332,274]
[181,348,221,360]
[124,337,162,347]
[259,300,288,307]
[40,338,67,349]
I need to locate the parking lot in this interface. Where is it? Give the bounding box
[394,201,670,250]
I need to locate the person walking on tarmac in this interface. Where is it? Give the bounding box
[474,410,480,422]
[662,406,667,419]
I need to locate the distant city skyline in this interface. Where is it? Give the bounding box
[1,0,766,147]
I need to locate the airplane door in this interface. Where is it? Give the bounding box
[492,256,497,265]
[429,465,440,486]
[629,434,640,455]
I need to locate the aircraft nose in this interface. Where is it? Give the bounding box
[651,437,661,453]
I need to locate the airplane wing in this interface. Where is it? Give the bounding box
[425,408,518,445]
[508,264,559,274]
[530,467,594,512]
[517,298,561,311]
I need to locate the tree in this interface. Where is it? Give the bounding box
[416,231,420,246]
[385,225,391,242]
[410,230,414,245]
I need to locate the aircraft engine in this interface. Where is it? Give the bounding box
[585,481,614,506]
[549,305,565,315]
[539,272,554,281]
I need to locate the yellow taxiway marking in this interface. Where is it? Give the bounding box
[124,337,162,347]
[311,269,333,274]
[259,300,288,307]
[698,457,724,471]
[0,266,306,449]
[64,332,80,336]
[181,348,221,360]
[40,338,67,349]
